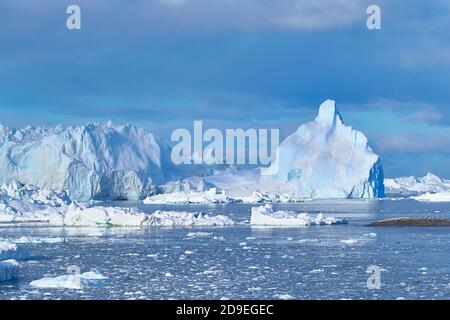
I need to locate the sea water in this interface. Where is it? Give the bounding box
[0,199,449,300]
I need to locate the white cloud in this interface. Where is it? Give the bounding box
[151,0,368,31]
[1,0,370,32]
[378,133,450,153]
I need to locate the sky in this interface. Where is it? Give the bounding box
[1,0,450,178]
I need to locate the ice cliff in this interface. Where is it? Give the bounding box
[0,122,168,200]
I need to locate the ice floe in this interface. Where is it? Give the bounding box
[250,205,348,227]
[30,271,108,289]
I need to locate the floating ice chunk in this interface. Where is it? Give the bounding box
[49,203,234,227]
[0,259,20,282]
[30,271,108,289]
[250,205,347,227]
[147,211,234,227]
[49,203,148,226]
[310,269,325,273]
[340,239,358,245]
[363,233,377,237]
[0,242,29,260]
[276,294,294,300]
[186,232,213,238]
[143,188,237,204]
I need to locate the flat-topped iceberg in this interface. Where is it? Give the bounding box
[0,259,20,282]
[0,122,167,201]
[30,271,108,289]
[0,241,29,260]
[250,205,348,227]
[0,241,28,282]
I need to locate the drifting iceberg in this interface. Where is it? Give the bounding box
[30,271,108,289]
[0,259,20,282]
[250,205,348,227]
[0,241,29,260]
[146,210,235,227]
[206,100,384,199]
[0,241,27,282]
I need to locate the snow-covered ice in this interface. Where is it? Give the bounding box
[205,100,384,200]
[412,191,450,202]
[1,100,386,202]
[250,205,347,227]
[143,188,237,204]
[1,182,235,227]
[385,173,450,197]
[147,211,234,227]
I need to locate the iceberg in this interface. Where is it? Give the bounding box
[0,259,20,282]
[30,271,108,289]
[0,122,167,201]
[250,204,348,227]
[143,188,237,204]
[0,241,27,282]
[146,210,235,227]
[0,99,384,202]
[1,181,235,227]
[0,241,29,260]
[206,100,384,200]
[385,173,450,197]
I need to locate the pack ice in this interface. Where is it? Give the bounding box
[0,180,234,227]
[206,100,385,199]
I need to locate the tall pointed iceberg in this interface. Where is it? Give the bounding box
[206,99,385,199]
[260,99,384,198]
